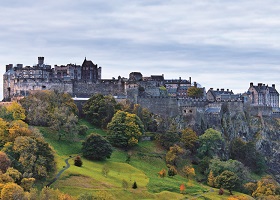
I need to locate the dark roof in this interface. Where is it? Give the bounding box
[151,75,164,81]
[209,89,234,98]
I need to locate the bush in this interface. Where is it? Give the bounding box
[132,181,138,189]
[74,156,83,167]
[78,125,88,136]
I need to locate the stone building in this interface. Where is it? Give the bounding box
[206,88,239,102]
[248,82,279,107]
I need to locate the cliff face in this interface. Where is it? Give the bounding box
[186,102,280,182]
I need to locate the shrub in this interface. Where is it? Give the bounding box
[132,181,138,189]
[74,156,83,167]
[78,125,88,136]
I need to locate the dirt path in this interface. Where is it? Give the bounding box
[46,156,72,187]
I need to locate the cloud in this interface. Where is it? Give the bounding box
[0,0,280,99]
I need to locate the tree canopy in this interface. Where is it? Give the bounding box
[82,133,113,161]
[187,86,204,98]
[107,110,144,148]
[82,94,121,128]
[197,128,224,158]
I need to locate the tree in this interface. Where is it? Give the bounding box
[82,133,113,161]
[0,151,11,173]
[187,86,203,98]
[82,94,121,128]
[102,165,110,177]
[5,167,22,184]
[20,91,78,128]
[165,144,184,167]
[230,138,266,174]
[197,128,224,158]
[122,179,128,190]
[252,175,280,198]
[107,111,144,149]
[207,170,215,187]
[6,102,26,121]
[0,182,25,200]
[132,181,138,189]
[180,183,186,194]
[156,131,180,150]
[74,156,83,167]
[244,182,257,196]
[20,177,35,191]
[182,165,196,179]
[158,169,167,178]
[168,166,178,177]
[12,137,56,180]
[180,128,198,151]
[215,170,239,195]
[207,157,249,188]
[50,106,78,141]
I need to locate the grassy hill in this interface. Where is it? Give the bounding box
[38,121,254,200]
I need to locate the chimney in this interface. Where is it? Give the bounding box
[227,89,229,92]
[250,82,253,87]
[189,77,191,83]
[221,88,224,91]
[194,82,197,88]
[272,84,275,88]
[210,88,213,90]
[258,83,262,87]
[217,88,219,91]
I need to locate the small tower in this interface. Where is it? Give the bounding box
[38,57,44,66]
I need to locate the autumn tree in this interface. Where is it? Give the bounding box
[12,136,56,180]
[197,128,224,158]
[20,177,35,191]
[20,91,79,134]
[107,111,144,149]
[6,102,26,121]
[158,169,167,178]
[82,133,113,161]
[215,170,239,195]
[182,165,196,179]
[74,156,83,167]
[180,128,198,151]
[83,94,121,128]
[165,144,184,167]
[207,170,215,187]
[244,182,257,196]
[0,152,11,173]
[180,183,186,194]
[156,131,180,150]
[124,103,158,132]
[252,175,280,198]
[0,182,25,200]
[187,86,204,98]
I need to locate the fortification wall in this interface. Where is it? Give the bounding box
[73,81,125,97]
[249,105,272,116]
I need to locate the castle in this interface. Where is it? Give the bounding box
[3,57,279,119]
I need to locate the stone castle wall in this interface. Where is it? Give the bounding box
[73,81,125,98]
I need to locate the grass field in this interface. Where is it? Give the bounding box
[39,121,254,200]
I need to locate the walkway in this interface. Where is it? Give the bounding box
[46,156,72,187]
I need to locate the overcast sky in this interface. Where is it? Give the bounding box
[1,0,280,99]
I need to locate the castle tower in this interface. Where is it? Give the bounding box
[38,57,44,66]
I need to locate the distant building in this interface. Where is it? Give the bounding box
[248,82,279,107]
[206,88,241,102]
